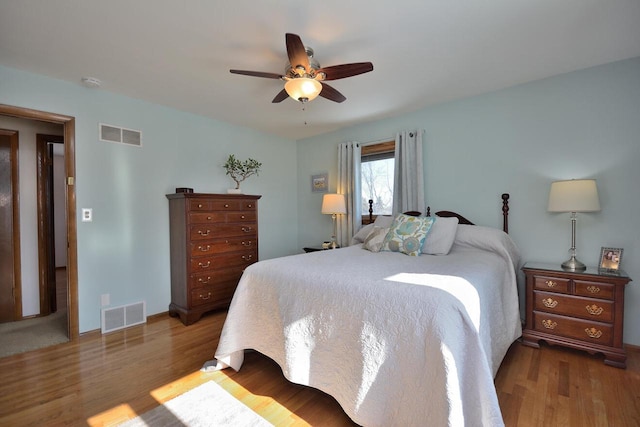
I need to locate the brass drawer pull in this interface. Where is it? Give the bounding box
[241,241,252,246]
[241,215,245,219]
[585,328,603,339]
[197,245,211,252]
[198,261,211,268]
[224,204,229,208]
[197,229,211,236]
[199,292,212,300]
[585,304,604,316]
[542,319,557,330]
[198,276,212,284]
[241,227,252,232]
[586,285,600,294]
[247,204,253,208]
[545,280,557,288]
[207,216,212,220]
[542,298,558,308]
[242,254,253,261]
[198,203,203,208]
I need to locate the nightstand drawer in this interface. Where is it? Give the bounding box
[532,311,613,346]
[533,275,570,293]
[534,291,613,322]
[574,280,615,300]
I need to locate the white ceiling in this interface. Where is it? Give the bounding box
[1,1,639,140]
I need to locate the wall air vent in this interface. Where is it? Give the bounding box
[101,301,146,334]
[99,123,142,147]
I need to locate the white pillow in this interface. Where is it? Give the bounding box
[421,216,459,255]
[373,215,394,228]
[362,226,389,252]
[350,223,375,245]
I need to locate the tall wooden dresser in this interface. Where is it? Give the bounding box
[166,193,261,325]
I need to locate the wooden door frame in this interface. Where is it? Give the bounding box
[0,104,79,340]
[0,129,21,321]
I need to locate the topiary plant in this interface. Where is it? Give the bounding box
[223,154,262,189]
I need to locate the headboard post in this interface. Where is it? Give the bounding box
[502,193,509,234]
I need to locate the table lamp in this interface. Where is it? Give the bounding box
[321,194,347,249]
[547,179,600,271]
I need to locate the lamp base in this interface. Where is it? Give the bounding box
[561,256,587,271]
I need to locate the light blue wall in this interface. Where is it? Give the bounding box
[0,65,299,333]
[297,57,640,346]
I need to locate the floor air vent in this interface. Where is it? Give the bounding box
[101,301,146,334]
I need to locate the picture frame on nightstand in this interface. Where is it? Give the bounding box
[599,247,623,273]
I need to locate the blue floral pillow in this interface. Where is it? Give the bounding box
[381,214,434,256]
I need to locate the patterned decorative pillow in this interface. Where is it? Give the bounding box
[362,226,389,252]
[382,214,434,256]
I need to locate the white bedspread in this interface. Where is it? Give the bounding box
[212,226,522,427]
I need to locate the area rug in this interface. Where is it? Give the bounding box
[119,381,273,427]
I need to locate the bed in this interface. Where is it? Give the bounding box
[209,194,521,426]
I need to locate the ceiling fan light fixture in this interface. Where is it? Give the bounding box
[285,77,322,102]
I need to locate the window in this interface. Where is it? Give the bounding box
[361,141,394,222]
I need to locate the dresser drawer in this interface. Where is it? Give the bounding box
[190,268,245,289]
[533,275,570,293]
[189,199,212,211]
[532,311,613,346]
[190,237,257,257]
[189,223,256,240]
[189,250,257,273]
[189,212,226,224]
[210,199,258,211]
[574,280,615,300]
[534,291,614,322]
[190,280,238,307]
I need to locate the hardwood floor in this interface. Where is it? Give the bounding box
[0,311,638,426]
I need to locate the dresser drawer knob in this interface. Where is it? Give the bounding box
[586,285,600,294]
[198,261,211,268]
[197,229,211,236]
[199,292,212,300]
[241,241,252,246]
[585,327,603,339]
[224,204,229,208]
[545,280,557,288]
[207,216,212,220]
[542,319,557,330]
[585,304,604,316]
[198,276,212,284]
[542,298,558,308]
[241,227,252,233]
[242,254,253,261]
[241,215,245,219]
[247,204,253,208]
[198,245,211,252]
[198,204,203,208]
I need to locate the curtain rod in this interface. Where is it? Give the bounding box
[361,136,394,146]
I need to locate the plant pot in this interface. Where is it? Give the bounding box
[227,188,242,194]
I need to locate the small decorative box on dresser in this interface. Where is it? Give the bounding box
[166,193,261,325]
[522,262,632,368]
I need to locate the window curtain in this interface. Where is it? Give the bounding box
[392,130,425,214]
[337,142,361,247]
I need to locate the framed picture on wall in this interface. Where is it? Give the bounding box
[599,247,623,272]
[311,173,328,193]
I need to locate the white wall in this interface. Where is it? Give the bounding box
[0,116,63,316]
[0,65,299,332]
[296,57,640,346]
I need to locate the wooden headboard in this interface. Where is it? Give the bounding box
[366,193,510,233]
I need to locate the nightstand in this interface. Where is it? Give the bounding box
[522,262,631,368]
[303,246,326,253]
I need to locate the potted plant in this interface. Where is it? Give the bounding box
[223,154,262,193]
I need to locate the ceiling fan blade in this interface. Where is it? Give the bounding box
[318,62,374,81]
[272,89,289,103]
[230,69,283,79]
[319,83,346,103]
[285,33,309,73]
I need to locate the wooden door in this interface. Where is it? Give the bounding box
[0,130,20,323]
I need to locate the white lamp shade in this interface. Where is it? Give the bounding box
[285,77,322,102]
[548,179,601,212]
[321,194,347,215]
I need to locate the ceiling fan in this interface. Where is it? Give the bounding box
[230,33,373,104]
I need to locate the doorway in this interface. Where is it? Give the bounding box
[0,104,78,341]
